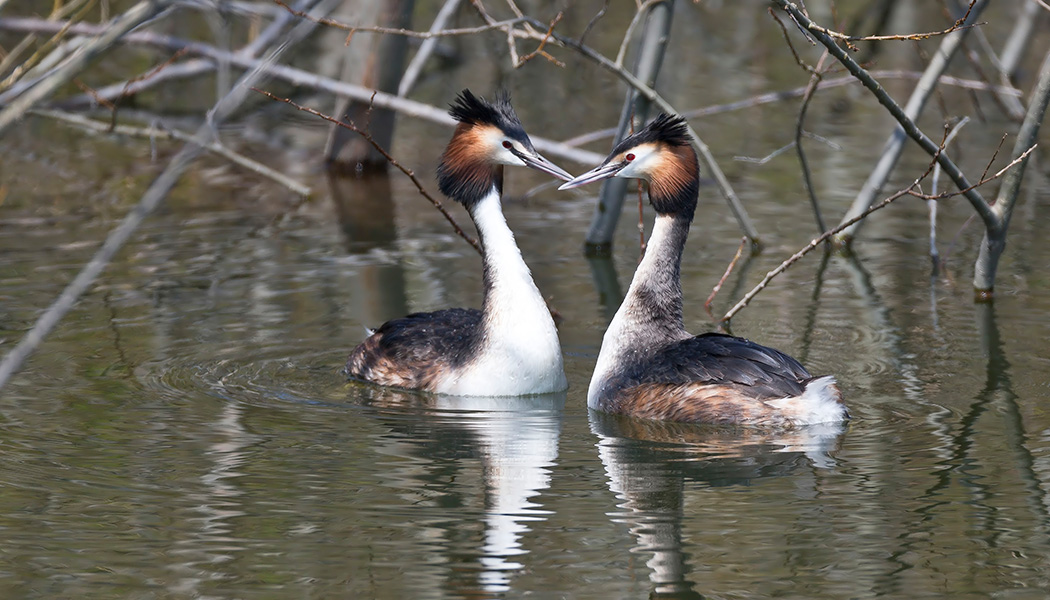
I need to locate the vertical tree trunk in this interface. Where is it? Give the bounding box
[324,0,415,172]
[584,0,673,255]
[973,49,1050,298]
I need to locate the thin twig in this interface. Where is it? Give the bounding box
[109,47,188,129]
[615,0,663,67]
[579,0,608,45]
[705,236,748,318]
[274,0,526,39]
[721,141,1035,323]
[30,108,312,195]
[516,11,564,68]
[929,116,970,269]
[794,48,830,237]
[254,88,482,255]
[785,0,981,50]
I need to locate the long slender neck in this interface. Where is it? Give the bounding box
[468,186,551,328]
[588,211,691,404]
[619,212,691,338]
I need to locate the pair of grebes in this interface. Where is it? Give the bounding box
[347,90,848,427]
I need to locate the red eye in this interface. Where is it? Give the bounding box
[625,153,636,162]
[502,141,513,149]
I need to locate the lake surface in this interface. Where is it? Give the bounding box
[2,1,1050,598]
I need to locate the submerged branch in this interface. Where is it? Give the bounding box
[0,0,335,390]
[974,48,1050,296]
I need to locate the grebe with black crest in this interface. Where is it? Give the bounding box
[346,90,571,396]
[559,114,848,427]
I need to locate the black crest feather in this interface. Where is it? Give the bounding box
[448,89,528,144]
[610,113,691,157]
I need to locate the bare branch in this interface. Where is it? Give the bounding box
[721,140,1036,323]
[705,236,748,319]
[769,0,998,240]
[0,17,605,166]
[30,107,312,196]
[254,88,483,255]
[273,0,527,39]
[788,0,982,48]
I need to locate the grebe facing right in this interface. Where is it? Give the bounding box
[560,114,848,427]
[346,90,571,396]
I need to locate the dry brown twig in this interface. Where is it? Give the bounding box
[786,0,982,52]
[705,236,748,319]
[107,48,188,129]
[253,88,483,255]
[516,11,564,68]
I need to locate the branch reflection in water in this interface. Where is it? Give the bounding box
[590,412,847,599]
[358,386,565,596]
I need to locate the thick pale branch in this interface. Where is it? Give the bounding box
[974,48,1050,294]
[0,0,169,138]
[30,108,312,196]
[0,17,604,166]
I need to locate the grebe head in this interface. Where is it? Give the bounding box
[438,90,571,206]
[559,113,698,218]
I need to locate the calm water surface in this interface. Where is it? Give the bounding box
[3,1,1050,598]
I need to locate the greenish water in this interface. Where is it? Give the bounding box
[3,1,1050,598]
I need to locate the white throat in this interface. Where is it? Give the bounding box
[438,188,567,395]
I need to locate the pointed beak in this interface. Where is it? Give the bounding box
[557,160,627,190]
[512,148,573,181]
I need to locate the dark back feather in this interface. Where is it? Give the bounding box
[616,333,813,400]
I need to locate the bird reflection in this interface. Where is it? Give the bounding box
[359,387,564,596]
[590,412,846,599]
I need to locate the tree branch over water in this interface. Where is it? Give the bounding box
[770,0,1046,298]
[253,88,483,256]
[721,140,1036,324]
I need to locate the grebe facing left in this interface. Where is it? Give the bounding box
[346,89,571,396]
[560,114,848,427]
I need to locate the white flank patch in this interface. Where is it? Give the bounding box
[767,376,848,425]
[437,189,567,396]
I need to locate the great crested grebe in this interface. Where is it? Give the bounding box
[560,114,848,427]
[346,90,571,396]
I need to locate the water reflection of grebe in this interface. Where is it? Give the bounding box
[346,90,571,397]
[590,411,847,598]
[561,115,849,427]
[363,389,564,596]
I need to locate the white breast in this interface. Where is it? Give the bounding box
[435,189,566,396]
